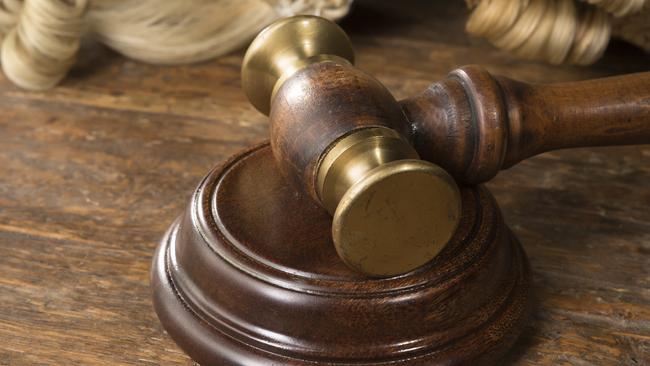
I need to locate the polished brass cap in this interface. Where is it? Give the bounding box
[317,128,462,277]
[241,15,354,115]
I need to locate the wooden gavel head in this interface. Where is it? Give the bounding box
[242,16,461,277]
[242,16,650,277]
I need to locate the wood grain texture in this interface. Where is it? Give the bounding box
[0,0,648,365]
[402,66,650,184]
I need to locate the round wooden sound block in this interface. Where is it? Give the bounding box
[151,143,531,365]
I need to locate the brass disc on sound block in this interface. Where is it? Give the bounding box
[333,160,461,277]
[151,143,531,366]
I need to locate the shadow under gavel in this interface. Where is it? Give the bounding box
[242,15,650,277]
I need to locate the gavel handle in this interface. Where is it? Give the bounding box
[401,66,650,184]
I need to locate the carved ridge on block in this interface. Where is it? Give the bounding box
[152,143,532,365]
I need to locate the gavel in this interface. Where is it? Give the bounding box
[241,16,650,277]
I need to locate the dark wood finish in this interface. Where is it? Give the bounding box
[270,61,410,199]
[152,143,530,365]
[403,67,650,183]
[1,0,648,365]
[269,58,649,189]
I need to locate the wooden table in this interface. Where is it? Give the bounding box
[1,1,648,365]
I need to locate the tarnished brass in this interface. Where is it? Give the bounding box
[318,128,461,277]
[317,128,419,213]
[241,15,354,115]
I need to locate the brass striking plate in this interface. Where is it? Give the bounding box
[332,159,462,277]
[317,127,462,277]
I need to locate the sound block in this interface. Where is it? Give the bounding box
[151,143,531,365]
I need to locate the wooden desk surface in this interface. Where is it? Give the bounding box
[0,1,648,365]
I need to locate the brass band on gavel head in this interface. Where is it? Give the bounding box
[241,15,355,116]
[241,15,461,277]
